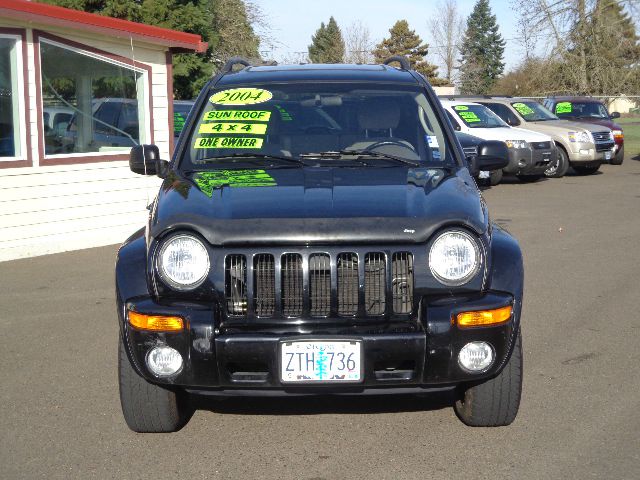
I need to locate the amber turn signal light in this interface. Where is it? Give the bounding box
[456,305,512,328]
[128,311,184,331]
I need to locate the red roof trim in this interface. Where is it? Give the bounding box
[0,0,207,53]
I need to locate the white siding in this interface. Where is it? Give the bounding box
[0,162,162,262]
[0,20,173,262]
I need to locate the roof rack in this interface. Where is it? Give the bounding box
[220,57,252,73]
[383,55,410,70]
[438,94,500,99]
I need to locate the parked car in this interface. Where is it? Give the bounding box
[173,100,195,143]
[442,99,555,184]
[117,56,523,432]
[542,96,624,165]
[474,97,615,176]
[455,131,506,186]
[59,98,139,154]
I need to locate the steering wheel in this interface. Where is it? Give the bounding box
[366,140,417,153]
[303,125,339,134]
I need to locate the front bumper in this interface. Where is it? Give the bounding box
[121,291,519,392]
[503,145,554,175]
[568,141,614,164]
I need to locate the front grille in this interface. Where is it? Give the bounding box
[392,252,414,314]
[254,254,275,316]
[309,254,330,316]
[223,251,414,318]
[531,141,551,150]
[337,253,359,315]
[592,131,612,143]
[225,255,247,315]
[281,253,303,316]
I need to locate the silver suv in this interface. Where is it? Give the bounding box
[473,97,615,177]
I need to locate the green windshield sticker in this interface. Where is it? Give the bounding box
[275,105,293,121]
[204,110,271,121]
[210,88,273,105]
[174,112,186,133]
[194,170,276,197]
[199,123,268,135]
[194,137,264,149]
[453,105,469,111]
[457,111,481,123]
[512,102,535,116]
[555,102,572,114]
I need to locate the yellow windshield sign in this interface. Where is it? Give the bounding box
[512,102,535,116]
[555,102,572,114]
[199,123,268,135]
[457,111,481,123]
[210,88,273,105]
[194,137,264,149]
[204,110,272,121]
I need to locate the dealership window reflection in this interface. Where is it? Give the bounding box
[0,36,21,158]
[40,40,146,155]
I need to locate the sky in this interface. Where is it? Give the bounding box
[251,0,529,74]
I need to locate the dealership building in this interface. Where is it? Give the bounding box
[0,0,206,261]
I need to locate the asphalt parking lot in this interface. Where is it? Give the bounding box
[2,157,639,479]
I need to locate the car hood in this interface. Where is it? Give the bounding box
[524,119,607,134]
[150,166,488,245]
[559,117,621,131]
[463,126,550,143]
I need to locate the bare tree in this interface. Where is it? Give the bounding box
[427,0,464,82]
[344,21,374,64]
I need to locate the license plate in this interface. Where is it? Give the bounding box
[280,341,362,383]
[605,151,612,160]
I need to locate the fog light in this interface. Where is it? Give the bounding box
[146,346,183,377]
[579,149,590,155]
[458,341,494,372]
[518,159,527,167]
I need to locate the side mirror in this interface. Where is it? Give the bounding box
[610,111,620,119]
[476,140,509,171]
[507,116,520,126]
[129,144,169,178]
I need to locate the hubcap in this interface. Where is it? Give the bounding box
[545,154,560,176]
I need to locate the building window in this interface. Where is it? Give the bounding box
[0,35,25,160]
[40,39,148,157]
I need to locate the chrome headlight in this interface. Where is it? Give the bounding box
[568,131,592,143]
[157,234,210,290]
[429,230,481,286]
[505,139,528,149]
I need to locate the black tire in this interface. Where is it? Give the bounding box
[610,146,624,165]
[516,174,543,183]
[118,337,193,433]
[454,331,523,427]
[545,146,569,178]
[573,165,600,175]
[489,169,503,186]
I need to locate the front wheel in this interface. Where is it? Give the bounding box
[610,146,624,165]
[545,147,569,178]
[118,337,193,433]
[573,165,600,175]
[454,331,523,427]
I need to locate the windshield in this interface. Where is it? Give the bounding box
[451,104,508,128]
[553,101,609,120]
[511,101,558,122]
[182,83,454,169]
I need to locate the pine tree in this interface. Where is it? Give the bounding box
[308,17,345,63]
[580,0,640,94]
[458,0,505,94]
[373,20,447,86]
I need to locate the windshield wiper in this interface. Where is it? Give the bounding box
[198,153,304,166]
[300,149,421,167]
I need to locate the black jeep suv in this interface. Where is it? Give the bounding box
[116,57,523,432]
